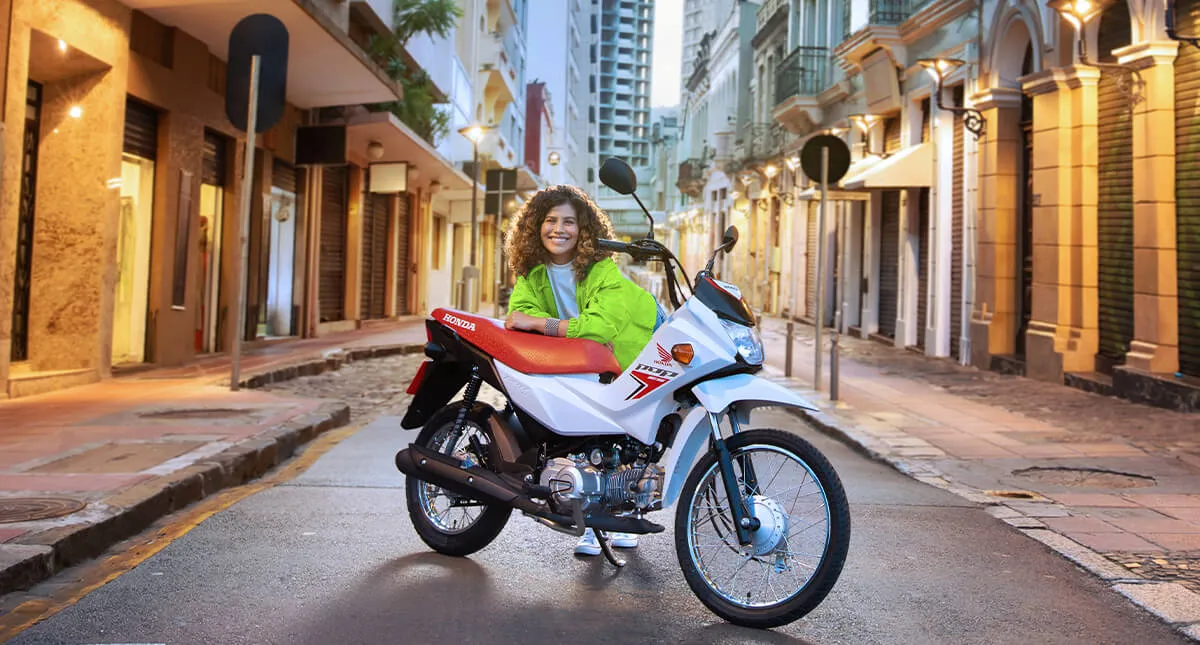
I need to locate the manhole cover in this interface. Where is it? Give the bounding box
[1012,466,1155,489]
[0,497,86,524]
[139,408,250,420]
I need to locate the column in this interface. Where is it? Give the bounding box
[1022,66,1101,382]
[969,88,1024,369]
[1117,42,1180,374]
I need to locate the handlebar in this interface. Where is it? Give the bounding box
[597,238,663,262]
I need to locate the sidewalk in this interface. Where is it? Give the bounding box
[0,319,428,595]
[756,316,1200,640]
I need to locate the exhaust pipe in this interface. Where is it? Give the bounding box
[395,443,542,514]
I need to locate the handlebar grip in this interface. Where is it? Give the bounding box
[597,239,630,254]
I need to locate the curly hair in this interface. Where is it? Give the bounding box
[505,184,615,280]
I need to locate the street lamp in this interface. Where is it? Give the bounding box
[915,58,987,139]
[1167,0,1200,49]
[457,123,491,311]
[1047,0,1144,102]
[848,113,887,156]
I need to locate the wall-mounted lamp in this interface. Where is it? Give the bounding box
[1167,0,1200,49]
[58,39,68,53]
[68,105,83,119]
[784,156,799,172]
[848,113,890,156]
[548,151,561,166]
[915,59,987,139]
[1047,0,1144,102]
[367,140,385,161]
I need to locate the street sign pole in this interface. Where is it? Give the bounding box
[799,134,850,394]
[230,55,260,392]
[224,13,288,391]
[814,147,828,392]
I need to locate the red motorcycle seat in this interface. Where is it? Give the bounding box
[431,308,622,376]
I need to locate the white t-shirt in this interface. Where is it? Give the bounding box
[547,261,580,319]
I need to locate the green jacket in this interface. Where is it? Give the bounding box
[508,258,657,371]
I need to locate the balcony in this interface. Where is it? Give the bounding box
[676,158,709,197]
[772,46,828,135]
[754,0,788,45]
[479,31,520,116]
[735,123,789,164]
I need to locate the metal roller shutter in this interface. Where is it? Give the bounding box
[915,188,929,349]
[884,116,901,154]
[360,191,389,319]
[320,166,347,322]
[1177,0,1200,376]
[123,98,158,160]
[951,89,965,360]
[1097,4,1134,368]
[878,190,901,339]
[202,131,227,186]
[395,193,410,315]
[272,158,297,193]
[806,203,819,323]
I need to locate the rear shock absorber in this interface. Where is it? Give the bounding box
[453,366,483,435]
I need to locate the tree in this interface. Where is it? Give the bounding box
[367,0,463,144]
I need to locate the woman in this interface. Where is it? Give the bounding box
[503,184,658,556]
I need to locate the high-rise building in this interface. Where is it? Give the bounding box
[596,0,655,169]
[526,0,596,187]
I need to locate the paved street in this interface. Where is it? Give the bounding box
[0,355,1189,644]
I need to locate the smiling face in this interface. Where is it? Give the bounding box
[541,203,579,264]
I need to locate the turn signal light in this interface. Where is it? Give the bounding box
[671,344,694,365]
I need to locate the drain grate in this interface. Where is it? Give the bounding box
[0,497,86,524]
[1012,466,1155,489]
[139,408,251,420]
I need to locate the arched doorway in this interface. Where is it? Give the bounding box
[1176,0,1200,377]
[1017,44,1035,357]
[1095,0,1135,372]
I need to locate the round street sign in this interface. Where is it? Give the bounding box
[226,14,289,134]
[800,134,851,185]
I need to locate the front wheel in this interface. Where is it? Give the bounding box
[404,403,512,556]
[674,428,851,629]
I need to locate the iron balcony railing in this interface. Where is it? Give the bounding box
[756,0,788,33]
[774,46,830,106]
[737,123,789,161]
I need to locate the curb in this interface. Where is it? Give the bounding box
[234,342,426,390]
[0,401,350,597]
[777,403,1200,642]
[0,342,428,597]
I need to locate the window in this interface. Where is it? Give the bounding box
[432,215,445,269]
[589,137,595,153]
[588,168,595,183]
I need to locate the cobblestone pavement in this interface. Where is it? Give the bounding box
[1106,552,1200,594]
[762,320,1200,458]
[261,355,423,423]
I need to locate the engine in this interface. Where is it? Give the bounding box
[538,447,664,515]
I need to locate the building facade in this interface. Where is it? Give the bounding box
[526,0,594,188]
[668,0,1200,412]
[0,0,540,399]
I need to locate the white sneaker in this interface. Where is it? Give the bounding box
[574,528,601,555]
[610,531,639,548]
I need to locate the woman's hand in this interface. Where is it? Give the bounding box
[505,311,541,332]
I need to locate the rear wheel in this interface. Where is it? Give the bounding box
[674,428,851,629]
[405,403,511,556]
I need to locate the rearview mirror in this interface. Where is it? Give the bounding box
[599,157,637,195]
[722,226,738,250]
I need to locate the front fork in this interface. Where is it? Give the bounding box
[709,411,760,546]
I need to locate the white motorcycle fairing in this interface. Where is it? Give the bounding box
[439,295,821,510]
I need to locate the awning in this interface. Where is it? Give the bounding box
[841,142,933,190]
[122,0,401,108]
[345,112,475,191]
[797,155,882,201]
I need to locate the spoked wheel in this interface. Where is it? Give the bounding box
[674,428,851,629]
[405,404,511,556]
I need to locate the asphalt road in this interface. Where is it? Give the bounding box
[3,408,1188,645]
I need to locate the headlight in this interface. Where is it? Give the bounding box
[721,319,763,365]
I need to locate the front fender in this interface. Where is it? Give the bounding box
[660,374,820,510]
[692,372,820,414]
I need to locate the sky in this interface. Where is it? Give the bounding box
[651,0,683,107]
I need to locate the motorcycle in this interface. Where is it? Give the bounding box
[395,157,851,629]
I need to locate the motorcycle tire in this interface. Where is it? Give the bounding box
[674,428,851,629]
[405,403,512,557]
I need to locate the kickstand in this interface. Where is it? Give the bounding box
[595,531,627,568]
